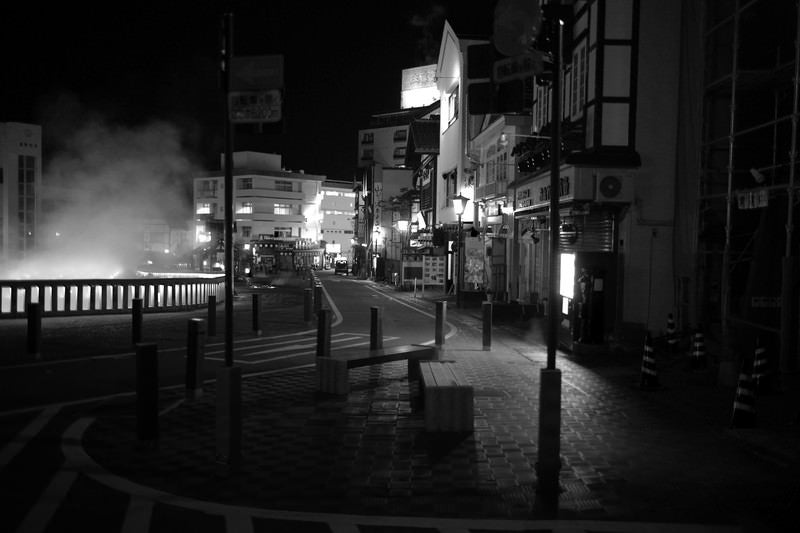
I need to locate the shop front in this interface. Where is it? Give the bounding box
[513,166,633,352]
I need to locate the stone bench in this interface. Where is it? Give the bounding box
[316,344,436,394]
[419,360,474,432]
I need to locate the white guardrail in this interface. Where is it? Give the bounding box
[0,275,225,319]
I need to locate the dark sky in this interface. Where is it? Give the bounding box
[2,1,496,181]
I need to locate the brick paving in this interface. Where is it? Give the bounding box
[72,273,800,532]
[4,270,800,532]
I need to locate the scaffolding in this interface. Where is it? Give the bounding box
[699,0,800,371]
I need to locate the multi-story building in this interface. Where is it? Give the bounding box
[0,122,42,267]
[320,180,355,266]
[193,151,325,273]
[434,1,683,353]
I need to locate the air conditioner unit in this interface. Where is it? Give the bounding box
[595,173,634,203]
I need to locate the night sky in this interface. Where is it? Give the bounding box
[2,1,496,182]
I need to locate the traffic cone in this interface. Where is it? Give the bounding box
[640,333,659,389]
[666,313,678,353]
[730,363,756,428]
[690,330,707,370]
[751,337,771,394]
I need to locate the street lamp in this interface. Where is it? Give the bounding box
[451,193,469,308]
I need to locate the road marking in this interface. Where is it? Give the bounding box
[121,496,153,533]
[0,405,60,468]
[15,468,77,533]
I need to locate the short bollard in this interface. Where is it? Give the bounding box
[252,293,261,336]
[370,306,383,350]
[435,301,446,347]
[314,283,322,314]
[186,318,205,400]
[135,342,159,444]
[316,308,332,358]
[207,295,217,337]
[482,301,492,351]
[131,298,143,344]
[304,288,313,323]
[27,302,42,360]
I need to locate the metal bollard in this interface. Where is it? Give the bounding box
[207,295,217,336]
[370,306,383,350]
[135,342,159,443]
[316,308,332,358]
[186,318,205,400]
[435,301,446,347]
[304,288,313,323]
[252,293,261,336]
[132,298,143,344]
[27,302,42,360]
[482,301,492,351]
[314,283,322,314]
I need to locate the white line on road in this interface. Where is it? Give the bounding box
[0,405,60,468]
[15,468,77,533]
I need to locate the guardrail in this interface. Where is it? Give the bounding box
[0,276,226,319]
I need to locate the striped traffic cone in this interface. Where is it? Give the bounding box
[640,333,659,389]
[751,337,771,394]
[690,330,707,370]
[730,363,756,428]
[666,313,678,353]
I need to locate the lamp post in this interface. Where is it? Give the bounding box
[451,193,469,308]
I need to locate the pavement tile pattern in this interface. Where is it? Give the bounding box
[81,295,800,532]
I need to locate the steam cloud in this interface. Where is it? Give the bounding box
[2,108,198,279]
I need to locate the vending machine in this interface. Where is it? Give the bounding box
[558,251,616,352]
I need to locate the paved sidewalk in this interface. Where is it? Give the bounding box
[43,273,800,531]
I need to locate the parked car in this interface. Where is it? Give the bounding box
[334,259,349,275]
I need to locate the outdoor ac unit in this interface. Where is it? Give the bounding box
[594,173,634,203]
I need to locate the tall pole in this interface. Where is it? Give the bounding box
[223,12,234,367]
[538,1,562,517]
[457,212,463,308]
[547,7,562,371]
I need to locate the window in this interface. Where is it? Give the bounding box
[393,129,407,142]
[444,169,457,199]
[447,86,459,125]
[274,203,293,215]
[361,148,374,161]
[17,155,36,252]
[197,202,211,214]
[361,132,374,144]
[238,177,253,190]
[238,202,253,214]
[275,180,292,192]
[241,226,252,238]
[274,227,292,238]
[393,147,407,159]
[199,179,218,197]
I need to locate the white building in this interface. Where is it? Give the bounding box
[320,180,355,265]
[193,151,326,272]
[0,122,42,267]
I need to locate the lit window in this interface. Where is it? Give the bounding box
[238,202,253,214]
[448,85,459,125]
[197,202,211,214]
[274,203,292,215]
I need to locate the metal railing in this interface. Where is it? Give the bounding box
[0,276,225,319]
